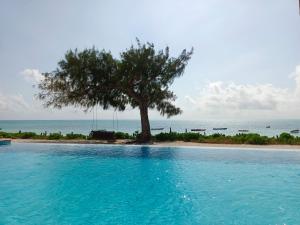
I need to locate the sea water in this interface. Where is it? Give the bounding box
[1,119,300,136]
[0,143,300,224]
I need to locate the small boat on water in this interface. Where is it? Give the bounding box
[290,129,300,134]
[191,128,206,132]
[238,129,249,132]
[151,128,164,131]
[213,128,227,131]
[266,125,271,128]
[0,139,11,145]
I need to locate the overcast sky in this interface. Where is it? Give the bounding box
[0,0,300,120]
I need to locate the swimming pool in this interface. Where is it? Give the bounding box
[0,143,300,225]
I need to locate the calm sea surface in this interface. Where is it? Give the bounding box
[0,143,300,224]
[1,119,300,136]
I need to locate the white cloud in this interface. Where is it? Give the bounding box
[0,93,30,112]
[185,65,300,119]
[21,69,44,83]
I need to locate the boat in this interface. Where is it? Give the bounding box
[213,128,227,131]
[266,125,271,128]
[191,128,206,132]
[151,128,164,131]
[238,129,249,132]
[0,139,11,145]
[290,129,300,134]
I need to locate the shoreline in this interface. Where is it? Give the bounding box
[7,139,300,151]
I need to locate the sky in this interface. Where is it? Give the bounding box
[0,0,300,120]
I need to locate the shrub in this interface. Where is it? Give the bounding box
[154,132,178,142]
[244,133,268,145]
[278,132,294,144]
[18,132,37,139]
[48,133,64,140]
[115,132,133,139]
[65,132,86,139]
[211,133,225,138]
[181,132,200,142]
[0,132,13,138]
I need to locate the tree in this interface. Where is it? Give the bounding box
[38,40,193,142]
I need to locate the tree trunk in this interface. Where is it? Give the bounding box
[139,104,151,143]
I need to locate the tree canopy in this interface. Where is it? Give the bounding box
[39,40,193,142]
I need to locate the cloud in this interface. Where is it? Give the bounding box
[0,93,30,112]
[21,69,44,83]
[185,65,300,119]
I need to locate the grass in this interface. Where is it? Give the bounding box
[1,130,300,145]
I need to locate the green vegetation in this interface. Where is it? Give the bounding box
[38,39,193,142]
[115,132,134,140]
[65,132,87,140]
[153,132,300,145]
[48,133,64,140]
[1,130,300,145]
[0,131,39,139]
[0,131,132,141]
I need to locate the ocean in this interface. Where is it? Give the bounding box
[0,119,300,137]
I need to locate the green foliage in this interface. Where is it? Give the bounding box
[154,132,278,145]
[65,132,86,139]
[0,131,37,139]
[0,131,12,138]
[154,132,201,142]
[243,134,268,145]
[39,40,193,115]
[48,133,64,140]
[181,132,201,141]
[278,132,294,144]
[1,130,300,145]
[211,133,225,138]
[115,132,133,139]
[155,132,178,141]
[18,132,37,139]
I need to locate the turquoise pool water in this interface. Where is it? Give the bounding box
[0,144,300,225]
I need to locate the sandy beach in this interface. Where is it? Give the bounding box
[6,138,300,151]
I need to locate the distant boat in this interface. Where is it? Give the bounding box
[266,125,271,128]
[290,129,299,134]
[191,128,206,132]
[238,129,249,132]
[151,128,164,131]
[213,128,227,131]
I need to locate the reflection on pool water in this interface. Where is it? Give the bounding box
[0,143,300,225]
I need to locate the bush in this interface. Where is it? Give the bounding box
[48,133,64,140]
[154,132,178,142]
[0,131,38,139]
[181,132,200,142]
[18,132,37,139]
[115,132,133,139]
[211,133,225,138]
[65,132,86,139]
[244,133,268,145]
[0,132,12,138]
[278,132,294,144]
